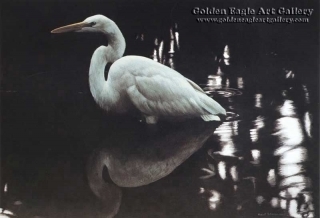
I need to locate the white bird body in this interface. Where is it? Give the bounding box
[52,15,226,123]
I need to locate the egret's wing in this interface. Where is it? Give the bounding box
[186,78,206,94]
[110,56,226,117]
[126,75,196,116]
[127,74,225,117]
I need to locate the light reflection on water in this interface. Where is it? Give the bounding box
[250,115,265,143]
[193,41,315,217]
[255,93,263,108]
[223,45,230,66]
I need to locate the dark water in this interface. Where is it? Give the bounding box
[1,1,319,218]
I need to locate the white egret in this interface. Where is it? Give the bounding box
[51,15,226,124]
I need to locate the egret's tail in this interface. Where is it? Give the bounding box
[201,114,221,121]
[198,93,226,121]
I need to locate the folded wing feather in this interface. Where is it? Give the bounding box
[126,73,225,119]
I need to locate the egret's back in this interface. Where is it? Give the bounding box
[108,56,226,121]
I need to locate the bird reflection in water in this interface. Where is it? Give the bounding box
[86,120,220,217]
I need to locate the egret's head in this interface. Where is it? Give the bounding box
[51,15,114,34]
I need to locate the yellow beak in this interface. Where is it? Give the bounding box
[51,21,90,33]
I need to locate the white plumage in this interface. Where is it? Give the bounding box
[51,15,226,123]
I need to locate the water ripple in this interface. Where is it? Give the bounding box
[225,111,240,121]
[205,88,243,98]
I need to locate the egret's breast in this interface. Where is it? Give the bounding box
[106,70,136,113]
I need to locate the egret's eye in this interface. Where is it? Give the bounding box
[90,22,96,26]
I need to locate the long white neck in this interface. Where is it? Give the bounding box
[89,21,126,111]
